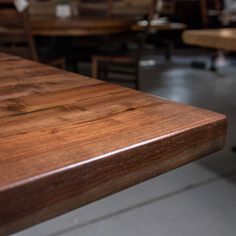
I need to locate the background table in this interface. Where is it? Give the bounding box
[0,53,226,235]
[182,28,236,51]
[31,16,133,36]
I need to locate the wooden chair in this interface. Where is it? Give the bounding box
[92,0,156,90]
[200,0,222,28]
[0,0,65,69]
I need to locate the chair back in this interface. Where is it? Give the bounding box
[200,0,222,28]
[110,0,154,60]
[0,0,38,60]
[132,0,156,61]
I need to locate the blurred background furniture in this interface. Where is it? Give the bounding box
[30,13,134,72]
[92,31,150,90]
[157,0,223,29]
[0,0,38,61]
[0,0,65,68]
[200,0,222,28]
[132,18,186,62]
[183,28,236,52]
[222,0,236,26]
[8,0,187,76]
[91,0,187,90]
[183,28,236,70]
[30,1,137,72]
[92,0,157,90]
[77,0,114,17]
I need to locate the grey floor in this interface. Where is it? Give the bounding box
[15,49,236,236]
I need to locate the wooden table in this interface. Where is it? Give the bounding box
[31,16,186,37]
[182,28,236,52]
[31,16,133,36]
[0,53,226,234]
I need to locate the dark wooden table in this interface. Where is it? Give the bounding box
[0,53,227,234]
[31,16,133,36]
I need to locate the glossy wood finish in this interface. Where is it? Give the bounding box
[183,29,236,52]
[31,16,133,36]
[0,53,227,234]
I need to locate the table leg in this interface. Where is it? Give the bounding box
[210,52,218,71]
[164,40,173,62]
[232,146,236,153]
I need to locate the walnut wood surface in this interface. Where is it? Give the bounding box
[183,28,236,51]
[0,53,227,234]
[31,16,133,36]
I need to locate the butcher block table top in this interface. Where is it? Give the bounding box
[183,28,236,52]
[0,53,227,234]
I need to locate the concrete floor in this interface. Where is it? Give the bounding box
[15,49,236,236]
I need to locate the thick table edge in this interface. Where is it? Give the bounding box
[0,114,227,235]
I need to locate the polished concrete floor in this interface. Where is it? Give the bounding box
[15,49,236,236]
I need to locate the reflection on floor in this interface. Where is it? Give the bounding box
[15,49,236,236]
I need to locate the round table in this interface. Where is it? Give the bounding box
[31,16,134,36]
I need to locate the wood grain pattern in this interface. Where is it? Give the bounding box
[0,53,227,235]
[182,28,236,51]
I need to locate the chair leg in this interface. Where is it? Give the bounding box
[135,64,140,90]
[59,58,66,70]
[92,57,99,78]
[98,63,108,81]
[232,146,236,153]
[104,63,109,81]
[210,52,218,71]
[165,40,173,62]
[48,58,66,70]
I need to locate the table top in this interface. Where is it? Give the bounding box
[31,16,186,36]
[183,28,236,52]
[0,53,226,234]
[31,16,133,36]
